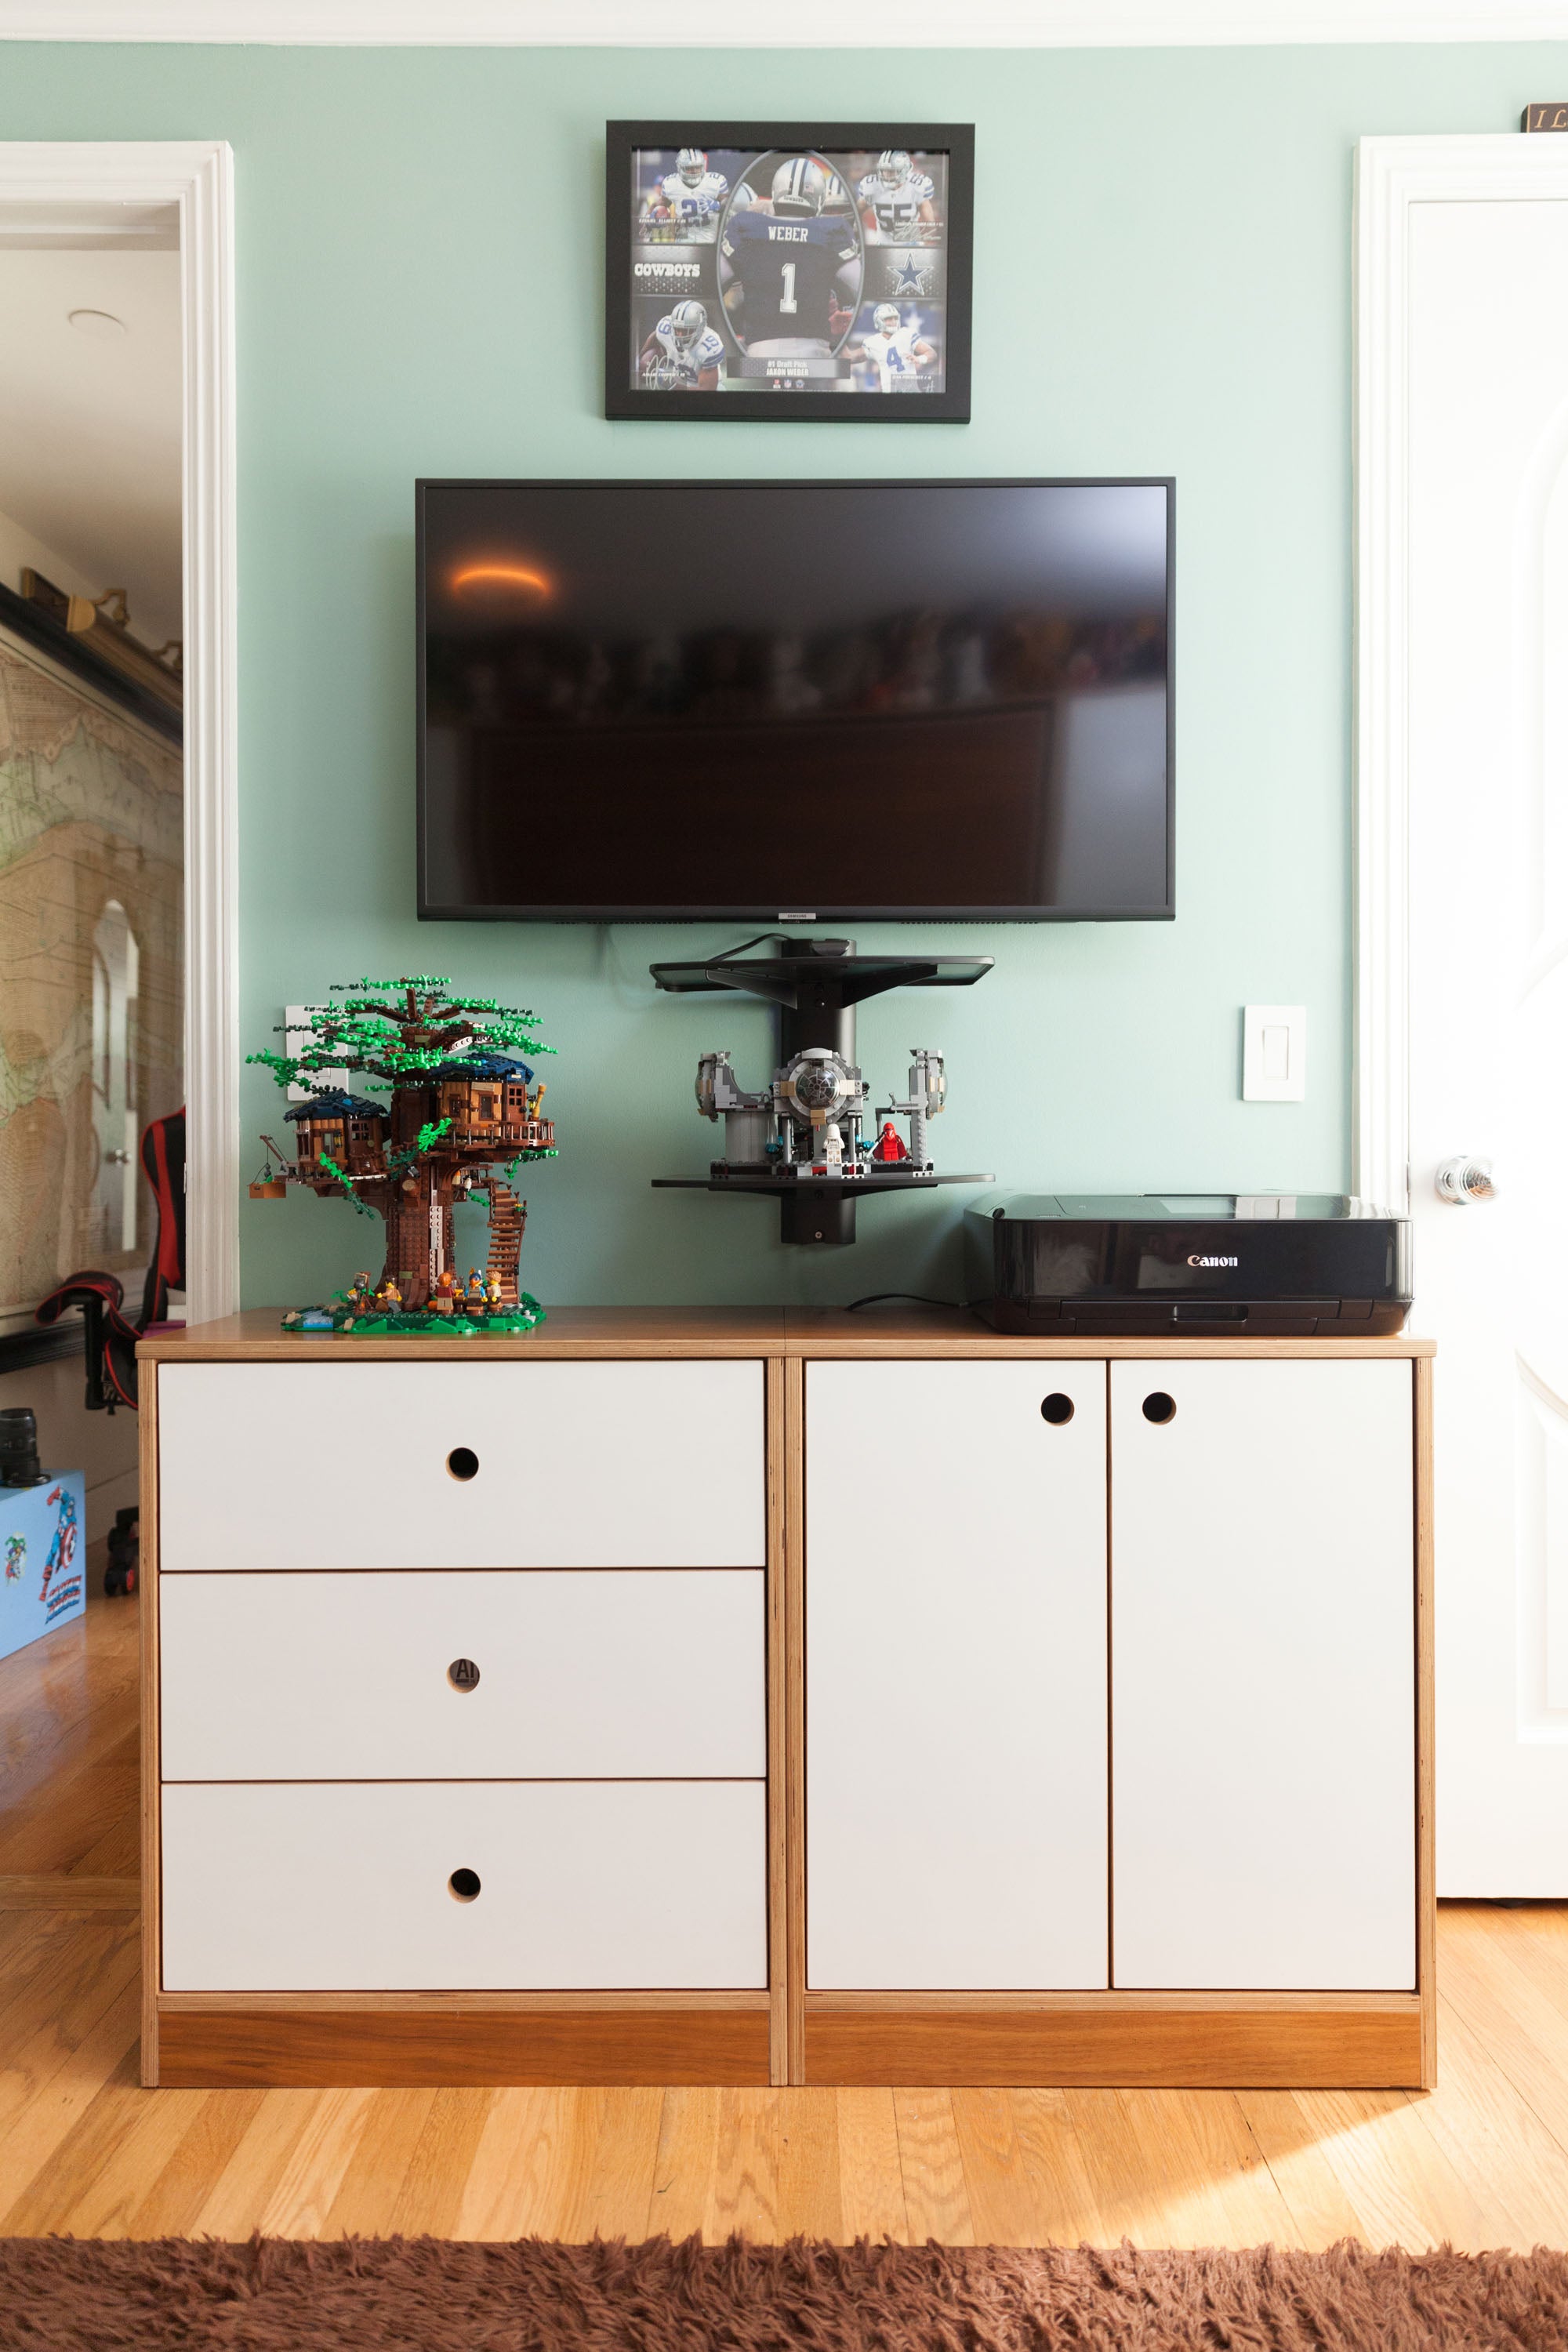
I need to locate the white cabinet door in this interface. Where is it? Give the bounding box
[806,1360,1108,1990]
[159,1569,765,1782]
[1110,1359,1415,1991]
[156,1359,764,1570]
[161,1779,767,1991]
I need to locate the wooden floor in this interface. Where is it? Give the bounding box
[3,1577,1568,2248]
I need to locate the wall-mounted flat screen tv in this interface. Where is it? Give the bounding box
[418,477,1172,921]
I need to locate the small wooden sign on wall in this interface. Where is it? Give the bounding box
[1523,103,1568,132]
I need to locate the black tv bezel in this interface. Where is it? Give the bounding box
[604,120,975,424]
[415,475,1175,924]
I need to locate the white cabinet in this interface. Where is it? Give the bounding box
[805,1359,1109,1990]
[161,1779,768,1991]
[156,1359,765,1571]
[1109,1359,1416,1991]
[158,1569,765,1782]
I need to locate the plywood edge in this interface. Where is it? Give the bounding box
[781,1319,1436,1360]
[1414,1352,1438,2089]
[155,2003,772,2089]
[158,1988,770,2013]
[802,1999,1425,2089]
[139,1365,161,2088]
[784,1356,807,2085]
[765,1356,788,2085]
[804,1989,1422,2013]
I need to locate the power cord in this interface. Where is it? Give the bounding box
[844,1292,974,1312]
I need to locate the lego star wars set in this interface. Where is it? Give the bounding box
[696,1043,949,1181]
[651,935,994,1244]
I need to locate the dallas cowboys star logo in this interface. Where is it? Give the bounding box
[890,254,932,296]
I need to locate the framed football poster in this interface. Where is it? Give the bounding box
[604,122,974,421]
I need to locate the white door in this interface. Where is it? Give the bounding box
[805,1359,1108,1990]
[1371,141,1568,1892]
[1110,1359,1416,1991]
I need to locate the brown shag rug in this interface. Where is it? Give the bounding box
[2,2234,1567,2350]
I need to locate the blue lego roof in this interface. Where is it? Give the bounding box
[284,1089,389,1123]
[430,1055,535,1085]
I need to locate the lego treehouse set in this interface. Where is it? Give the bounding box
[248,977,557,1335]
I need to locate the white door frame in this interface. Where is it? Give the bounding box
[1355,132,1568,1216]
[0,140,238,1321]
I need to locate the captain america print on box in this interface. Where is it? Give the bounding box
[606,122,973,421]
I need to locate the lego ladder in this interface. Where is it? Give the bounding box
[483,1182,526,1305]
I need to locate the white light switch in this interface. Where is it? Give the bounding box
[1242,1005,1306,1102]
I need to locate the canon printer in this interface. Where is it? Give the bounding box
[966,1194,1411,1336]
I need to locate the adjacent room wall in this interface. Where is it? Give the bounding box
[0,42,1550,1306]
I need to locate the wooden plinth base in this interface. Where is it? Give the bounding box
[802,1998,1428,2089]
[155,2005,773,2088]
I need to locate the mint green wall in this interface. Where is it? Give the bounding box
[1,42,1556,1305]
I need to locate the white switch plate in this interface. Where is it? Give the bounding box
[1242,1004,1306,1102]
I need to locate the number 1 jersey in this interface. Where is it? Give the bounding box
[721,209,858,344]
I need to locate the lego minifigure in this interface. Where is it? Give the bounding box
[375,1276,402,1312]
[485,1271,503,1311]
[870,1121,909,1163]
[433,1269,459,1316]
[466,1269,485,1309]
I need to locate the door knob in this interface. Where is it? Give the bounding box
[1436,1155,1497,1204]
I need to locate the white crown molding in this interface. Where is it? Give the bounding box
[0,141,239,1323]
[1353,132,1568,1218]
[5,0,1568,42]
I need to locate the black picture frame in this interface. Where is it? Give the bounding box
[604,122,974,422]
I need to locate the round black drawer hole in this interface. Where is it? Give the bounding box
[1040,1392,1075,1425]
[447,1446,479,1482]
[1142,1391,1178,1425]
[448,1867,481,1903]
[448,1657,481,1693]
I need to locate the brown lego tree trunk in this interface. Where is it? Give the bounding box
[375,1084,441,1308]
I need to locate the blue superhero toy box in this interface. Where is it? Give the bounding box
[0,1472,87,1661]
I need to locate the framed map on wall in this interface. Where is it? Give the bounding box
[0,603,182,1338]
[605,121,974,422]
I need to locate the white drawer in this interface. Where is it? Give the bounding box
[155,1359,764,1570]
[160,1780,767,1990]
[159,1569,764,1780]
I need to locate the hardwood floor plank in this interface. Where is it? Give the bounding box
[387,2089,500,2238]
[17,2082,209,2238]
[702,2092,783,2241]
[253,2088,382,2237]
[951,2092,1081,2246]
[833,2088,908,2242]
[647,2089,720,2241]
[0,1981,141,2230]
[1008,2091,1115,2245]
[1439,1909,1568,2159]
[776,2090,843,2241]
[1292,2089,1502,2253]
[894,2092,975,2244]
[1235,2091,1376,2248]
[123,2092,268,2237]
[452,2089,582,2238]
[184,2091,334,2240]
[1409,1992,1568,2251]
[554,2089,665,2243]
[318,2091,439,2238]
[1158,2092,1305,2249]
[0,1876,139,1911]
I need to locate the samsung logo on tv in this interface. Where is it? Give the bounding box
[1187,1254,1239,1268]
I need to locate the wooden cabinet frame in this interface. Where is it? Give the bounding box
[138,1311,1436,2091]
